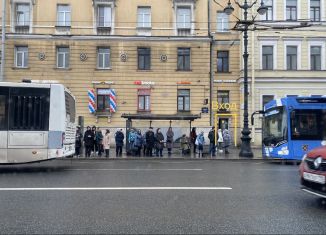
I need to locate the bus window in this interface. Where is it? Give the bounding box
[290,110,324,140]
[0,95,7,130]
[9,88,50,131]
[65,91,75,122]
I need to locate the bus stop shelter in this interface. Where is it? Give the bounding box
[121,113,201,153]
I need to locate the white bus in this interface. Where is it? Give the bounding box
[0,81,76,164]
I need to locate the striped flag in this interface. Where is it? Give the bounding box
[88,89,96,113]
[109,89,117,113]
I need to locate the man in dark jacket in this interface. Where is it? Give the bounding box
[208,126,216,157]
[115,129,124,157]
[84,126,95,157]
[75,126,83,157]
[145,127,155,157]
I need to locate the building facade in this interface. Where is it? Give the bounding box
[244,0,326,146]
[1,0,242,144]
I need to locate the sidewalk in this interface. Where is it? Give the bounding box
[63,147,265,160]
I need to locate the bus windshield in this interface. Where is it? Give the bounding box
[263,107,287,146]
[290,109,326,140]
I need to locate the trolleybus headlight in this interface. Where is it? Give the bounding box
[302,154,307,161]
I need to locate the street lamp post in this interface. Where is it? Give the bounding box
[223,0,267,157]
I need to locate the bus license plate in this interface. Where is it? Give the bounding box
[303,172,326,184]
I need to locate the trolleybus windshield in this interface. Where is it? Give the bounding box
[263,107,287,146]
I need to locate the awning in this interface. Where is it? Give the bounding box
[121,113,201,121]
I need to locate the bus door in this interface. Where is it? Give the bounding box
[0,87,8,163]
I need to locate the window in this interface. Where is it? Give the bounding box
[310,0,321,21]
[177,89,190,112]
[262,95,274,108]
[217,12,229,32]
[311,46,321,71]
[97,5,112,27]
[97,89,111,112]
[262,0,273,21]
[137,7,151,28]
[217,51,229,72]
[177,48,191,71]
[57,47,69,69]
[0,88,8,130]
[9,87,50,131]
[262,46,273,70]
[177,7,191,29]
[291,110,326,140]
[138,48,151,70]
[286,0,297,21]
[97,48,111,69]
[217,91,229,111]
[57,5,71,26]
[65,91,75,122]
[286,46,297,70]
[15,46,28,68]
[15,3,30,26]
[138,89,151,111]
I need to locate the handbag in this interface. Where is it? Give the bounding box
[195,138,199,145]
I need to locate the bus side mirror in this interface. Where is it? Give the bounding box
[251,110,265,126]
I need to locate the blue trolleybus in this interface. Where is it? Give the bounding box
[254,96,326,160]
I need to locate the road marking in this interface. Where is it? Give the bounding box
[0,187,232,191]
[65,168,203,171]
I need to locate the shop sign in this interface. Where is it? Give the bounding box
[134,80,155,86]
[212,101,237,111]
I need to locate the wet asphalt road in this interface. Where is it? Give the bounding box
[0,159,325,234]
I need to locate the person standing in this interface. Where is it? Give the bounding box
[84,126,95,158]
[166,127,174,156]
[134,130,143,157]
[180,134,189,156]
[142,132,147,156]
[208,126,216,157]
[191,127,197,154]
[217,129,224,153]
[223,129,231,154]
[95,127,104,157]
[103,129,111,157]
[155,128,165,157]
[196,131,205,158]
[146,127,155,157]
[91,126,97,156]
[75,126,82,157]
[115,128,124,157]
[128,129,137,156]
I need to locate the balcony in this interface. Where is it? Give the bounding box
[14,25,29,34]
[97,26,111,35]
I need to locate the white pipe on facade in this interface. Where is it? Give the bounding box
[1,0,6,81]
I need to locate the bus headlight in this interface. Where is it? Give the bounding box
[302,154,307,161]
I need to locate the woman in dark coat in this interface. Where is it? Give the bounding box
[145,127,155,157]
[190,127,197,154]
[155,128,164,157]
[84,126,95,157]
[166,127,174,156]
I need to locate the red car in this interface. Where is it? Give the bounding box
[300,146,326,199]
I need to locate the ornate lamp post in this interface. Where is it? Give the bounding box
[223,0,267,157]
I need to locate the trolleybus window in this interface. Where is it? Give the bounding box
[9,88,50,131]
[65,91,75,122]
[263,107,287,146]
[0,95,7,130]
[290,109,326,140]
